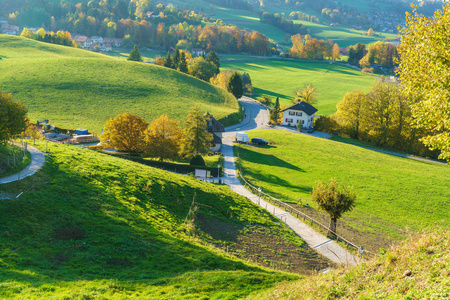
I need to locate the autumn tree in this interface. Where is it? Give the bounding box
[0,91,29,144]
[336,90,367,139]
[180,106,213,157]
[397,5,450,160]
[101,112,148,154]
[127,45,143,62]
[227,72,244,99]
[348,43,366,66]
[311,178,356,235]
[188,56,217,81]
[295,84,317,104]
[144,115,182,161]
[367,28,374,36]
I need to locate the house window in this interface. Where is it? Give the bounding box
[296,119,299,123]
[289,111,295,116]
[296,112,303,116]
[301,120,305,124]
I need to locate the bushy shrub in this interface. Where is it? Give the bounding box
[190,155,205,166]
[313,115,340,133]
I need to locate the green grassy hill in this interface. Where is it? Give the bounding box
[222,59,376,115]
[235,130,450,251]
[248,228,450,299]
[0,141,331,299]
[0,35,239,133]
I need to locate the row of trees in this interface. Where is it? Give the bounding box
[315,79,436,158]
[290,34,340,61]
[348,42,398,68]
[20,28,77,47]
[8,0,279,55]
[102,107,213,160]
[260,12,308,35]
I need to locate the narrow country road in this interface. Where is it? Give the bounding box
[222,98,359,266]
[0,143,46,185]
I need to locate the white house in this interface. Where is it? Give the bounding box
[281,101,317,128]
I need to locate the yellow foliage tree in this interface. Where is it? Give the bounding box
[0,91,28,144]
[101,112,148,154]
[397,4,450,161]
[144,115,182,161]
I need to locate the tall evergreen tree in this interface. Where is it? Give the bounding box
[270,96,281,125]
[180,106,213,157]
[172,48,181,69]
[127,45,143,62]
[206,50,220,75]
[227,72,243,99]
[178,52,188,73]
[164,51,173,68]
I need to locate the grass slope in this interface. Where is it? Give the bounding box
[0,140,330,299]
[235,130,450,249]
[248,228,450,299]
[0,144,31,179]
[0,35,239,133]
[222,59,375,115]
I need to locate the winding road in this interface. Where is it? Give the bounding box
[222,98,360,266]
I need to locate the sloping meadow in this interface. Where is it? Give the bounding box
[0,141,330,299]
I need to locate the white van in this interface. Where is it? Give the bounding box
[235,132,250,143]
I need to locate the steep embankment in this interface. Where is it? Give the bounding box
[248,229,450,299]
[0,141,330,299]
[0,35,239,133]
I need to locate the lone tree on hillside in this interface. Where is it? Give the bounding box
[127,45,143,62]
[397,4,450,162]
[227,72,243,99]
[164,51,173,68]
[0,91,28,143]
[144,114,182,162]
[180,106,212,157]
[311,178,356,236]
[178,52,188,73]
[101,112,148,154]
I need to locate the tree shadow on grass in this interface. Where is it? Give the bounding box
[242,168,312,196]
[237,146,304,172]
[0,144,285,295]
[253,87,292,101]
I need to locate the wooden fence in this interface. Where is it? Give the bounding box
[237,170,375,257]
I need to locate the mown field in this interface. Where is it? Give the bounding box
[0,141,331,299]
[0,35,240,133]
[294,20,398,48]
[235,130,450,250]
[222,59,376,115]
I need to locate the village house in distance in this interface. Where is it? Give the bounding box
[281,101,317,128]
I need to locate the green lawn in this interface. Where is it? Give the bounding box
[0,144,31,179]
[235,130,450,241]
[295,20,399,48]
[0,140,332,298]
[0,35,240,133]
[222,59,376,115]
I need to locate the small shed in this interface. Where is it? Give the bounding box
[75,129,89,135]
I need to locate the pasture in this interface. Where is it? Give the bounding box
[235,130,450,249]
[0,35,240,133]
[222,58,376,115]
[0,141,332,298]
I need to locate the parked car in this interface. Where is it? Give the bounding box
[251,138,269,145]
[306,127,315,133]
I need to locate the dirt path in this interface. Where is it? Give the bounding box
[0,142,46,184]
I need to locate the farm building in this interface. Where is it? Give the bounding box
[205,113,225,152]
[281,101,317,128]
